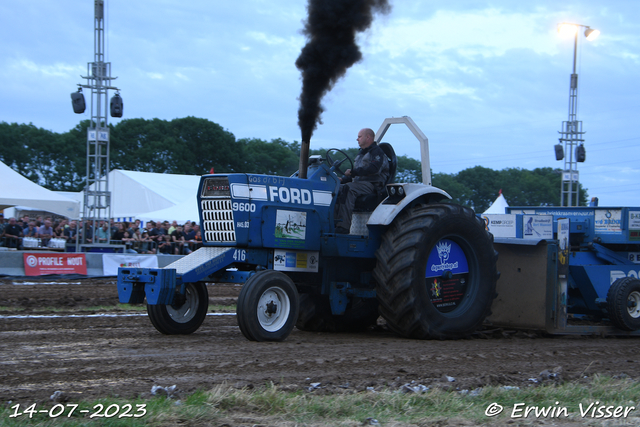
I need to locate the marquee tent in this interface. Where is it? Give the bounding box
[137,195,199,224]
[58,170,202,221]
[483,190,510,214]
[0,160,80,218]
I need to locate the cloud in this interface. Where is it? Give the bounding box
[247,31,288,46]
[5,59,81,79]
[369,8,558,60]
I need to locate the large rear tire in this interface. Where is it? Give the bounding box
[296,294,379,332]
[373,203,498,339]
[147,282,208,335]
[607,277,640,331]
[237,270,300,341]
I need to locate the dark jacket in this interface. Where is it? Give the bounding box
[344,143,389,185]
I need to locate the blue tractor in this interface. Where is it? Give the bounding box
[117,117,499,341]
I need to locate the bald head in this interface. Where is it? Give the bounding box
[357,128,375,149]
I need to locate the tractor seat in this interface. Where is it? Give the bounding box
[353,142,397,212]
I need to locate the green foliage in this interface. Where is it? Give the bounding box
[432,172,472,203]
[434,166,588,211]
[0,118,296,191]
[0,119,588,209]
[110,117,239,175]
[499,167,563,208]
[395,155,422,183]
[455,166,501,211]
[0,122,85,191]
[238,137,300,176]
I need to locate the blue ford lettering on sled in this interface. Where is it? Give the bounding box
[425,239,469,278]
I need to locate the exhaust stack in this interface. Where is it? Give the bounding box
[295,0,391,179]
[298,140,311,179]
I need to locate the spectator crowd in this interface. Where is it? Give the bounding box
[0,214,202,255]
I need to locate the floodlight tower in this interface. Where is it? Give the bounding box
[71,0,123,249]
[555,23,599,207]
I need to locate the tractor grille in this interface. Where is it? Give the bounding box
[200,177,235,243]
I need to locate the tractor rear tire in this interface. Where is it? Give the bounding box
[373,203,498,339]
[607,277,640,331]
[147,282,208,335]
[296,294,379,332]
[237,270,300,341]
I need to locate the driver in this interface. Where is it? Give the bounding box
[334,128,389,234]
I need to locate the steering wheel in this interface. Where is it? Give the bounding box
[325,149,354,177]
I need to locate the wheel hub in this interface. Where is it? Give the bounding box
[166,284,199,323]
[171,292,186,309]
[256,287,291,332]
[266,300,278,315]
[627,291,640,319]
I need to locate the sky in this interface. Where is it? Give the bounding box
[1,0,638,207]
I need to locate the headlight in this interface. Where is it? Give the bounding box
[383,184,407,205]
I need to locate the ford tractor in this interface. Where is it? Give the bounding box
[117,117,499,341]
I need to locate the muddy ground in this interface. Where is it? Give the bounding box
[1,277,639,408]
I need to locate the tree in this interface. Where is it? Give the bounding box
[110,117,241,175]
[395,155,422,183]
[238,138,300,176]
[498,167,559,207]
[0,118,589,207]
[168,116,242,174]
[432,172,473,206]
[499,167,587,207]
[433,167,588,210]
[0,122,33,174]
[0,122,86,191]
[455,166,501,212]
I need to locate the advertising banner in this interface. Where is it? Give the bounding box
[273,249,319,272]
[23,253,87,276]
[523,215,553,240]
[594,209,622,235]
[481,214,517,238]
[557,218,570,278]
[102,254,159,276]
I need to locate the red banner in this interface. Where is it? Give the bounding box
[23,253,87,276]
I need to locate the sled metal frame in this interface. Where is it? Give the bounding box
[488,240,640,336]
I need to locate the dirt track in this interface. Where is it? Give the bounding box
[1,278,639,405]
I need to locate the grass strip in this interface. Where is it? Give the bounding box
[1,375,639,426]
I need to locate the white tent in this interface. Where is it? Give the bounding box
[58,170,202,220]
[0,160,80,218]
[107,170,201,218]
[138,195,199,224]
[484,190,509,214]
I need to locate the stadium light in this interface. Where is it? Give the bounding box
[555,22,600,207]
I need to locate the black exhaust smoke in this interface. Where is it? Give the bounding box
[295,0,391,178]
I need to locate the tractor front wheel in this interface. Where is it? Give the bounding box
[237,270,300,341]
[147,282,209,335]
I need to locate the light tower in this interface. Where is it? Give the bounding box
[71,0,123,249]
[555,23,599,207]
